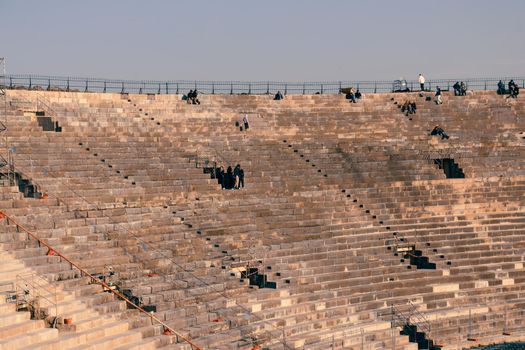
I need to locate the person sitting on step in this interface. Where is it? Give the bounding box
[497,80,506,95]
[186,90,194,104]
[192,89,201,105]
[274,91,284,100]
[346,87,357,103]
[355,89,362,100]
[509,84,520,99]
[430,125,450,139]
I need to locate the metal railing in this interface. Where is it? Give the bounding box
[15,273,59,323]
[3,74,525,95]
[0,211,204,350]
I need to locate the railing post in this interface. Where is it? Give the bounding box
[121,82,124,94]
[194,81,197,90]
[212,82,215,95]
[47,79,51,91]
[230,82,233,95]
[166,82,168,94]
[248,83,251,95]
[266,82,270,95]
[176,83,179,94]
[484,80,487,90]
[85,80,88,93]
[66,78,70,92]
[284,84,287,95]
[29,77,32,89]
[158,83,161,94]
[339,81,342,93]
[139,82,143,94]
[9,77,13,88]
[447,81,450,91]
[303,83,305,95]
[320,84,323,94]
[103,81,107,93]
[374,83,377,93]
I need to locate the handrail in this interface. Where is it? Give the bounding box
[0,210,204,350]
[4,74,525,95]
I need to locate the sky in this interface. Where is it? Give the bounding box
[1,0,524,82]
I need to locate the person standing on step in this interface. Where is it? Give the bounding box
[239,166,245,189]
[243,114,249,130]
[419,74,426,91]
[216,166,225,189]
[234,164,241,189]
[435,86,443,105]
[460,81,467,96]
[226,166,234,190]
[453,82,461,96]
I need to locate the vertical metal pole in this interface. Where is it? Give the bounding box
[248,83,251,95]
[266,82,269,95]
[467,307,472,339]
[85,80,88,92]
[121,82,124,94]
[321,84,323,94]
[303,83,305,95]
[166,82,168,94]
[176,83,179,94]
[374,83,377,93]
[47,79,51,91]
[66,78,70,92]
[103,81,107,93]
[212,83,215,95]
[158,83,161,94]
[284,84,287,95]
[230,82,233,95]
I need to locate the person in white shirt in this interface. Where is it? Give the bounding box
[419,74,425,91]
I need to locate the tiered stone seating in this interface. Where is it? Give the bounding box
[1,88,525,349]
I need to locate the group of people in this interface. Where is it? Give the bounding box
[401,100,417,116]
[345,88,362,103]
[215,164,245,190]
[185,90,201,104]
[452,81,467,96]
[498,80,520,98]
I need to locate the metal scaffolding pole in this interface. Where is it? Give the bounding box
[0,57,14,186]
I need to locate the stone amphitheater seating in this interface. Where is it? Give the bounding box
[0,88,524,349]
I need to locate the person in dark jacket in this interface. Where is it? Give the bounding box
[430,125,449,139]
[453,82,461,96]
[435,87,443,105]
[497,80,506,95]
[216,166,225,189]
[225,166,234,190]
[234,164,241,189]
[239,167,244,189]
[459,82,466,96]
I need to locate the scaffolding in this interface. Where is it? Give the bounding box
[0,57,15,186]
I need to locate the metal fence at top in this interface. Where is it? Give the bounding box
[2,74,525,95]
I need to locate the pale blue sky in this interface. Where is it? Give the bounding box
[1,0,524,81]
